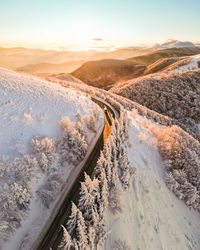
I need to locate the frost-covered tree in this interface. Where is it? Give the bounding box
[59,225,72,250]
[78,182,95,222]
[88,226,95,250]
[84,173,100,203]
[97,168,109,216]
[32,135,56,172]
[11,183,31,210]
[76,209,88,249]
[55,94,136,249]
[96,151,112,186]
[36,172,61,208]
[72,239,79,250]
[67,202,78,235]
[109,186,122,215]
[57,119,88,166]
[118,145,132,190]
[150,124,200,211]
[119,110,129,142]
[82,115,97,133]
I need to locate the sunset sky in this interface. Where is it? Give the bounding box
[0,0,200,50]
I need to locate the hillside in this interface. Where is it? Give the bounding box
[49,77,200,250]
[0,67,104,250]
[71,59,146,88]
[144,57,181,74]
[44,73,85,85]
[110,70,200,141]
[1,65,200,249]
[164,54,200,73]
[145,54,200,75]
[17,60,85,74]
[127,47,200,65]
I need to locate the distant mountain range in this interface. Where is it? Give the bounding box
[127,47,200,65]
[0,40,200,76]
[70,47,200,88]
[0,46,152,73]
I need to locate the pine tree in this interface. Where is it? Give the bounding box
[109,186,122,215]
[97,168,109,218]
[76,209,88,249]
[59,225,72,250]
[97,151,112,186]
[84,172,93,189]
[88,226,95,250]
[90,177,100,203]
[90,207,99,228]
[78,182,94,222]
[118,145,130,171]
[67,202,78,235]
[72,239,79,250]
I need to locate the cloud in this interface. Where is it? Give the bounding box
[151,39,196,49]
[93,38,103,41]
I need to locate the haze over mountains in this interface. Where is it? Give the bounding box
[1,39,199,75]
[0,46,151,74]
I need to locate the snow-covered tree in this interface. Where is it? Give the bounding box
[88,226,95,250]
[78,182,95,222]
[96,151,112,186]
[57,124,88,166]
[59,225,72,250]
[67,202,78,235]
[31,135,56,172]
[72,239,79,250]
[97,168,109,215]
[109,186,122,215]
[82,115,97,133]
[11,183,31,210]
[150,124,200,211]
[76,209,88,249]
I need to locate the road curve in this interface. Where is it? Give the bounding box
[33,96,119,250]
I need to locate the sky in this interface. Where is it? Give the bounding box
[0,0,200,50]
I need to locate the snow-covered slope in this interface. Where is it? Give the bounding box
[168,54,200,73]
[104,111,200,250]
[0,67,102,158]
[0,67,104,249]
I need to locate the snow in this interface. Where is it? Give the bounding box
[169,54,200,73]
[104,111,200,250]
[152,39,196,49]
[0,67,104,250]
[0,67,103,159]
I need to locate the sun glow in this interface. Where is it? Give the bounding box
[70,21,100,50]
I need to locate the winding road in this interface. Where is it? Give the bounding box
[33,96,119,250]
